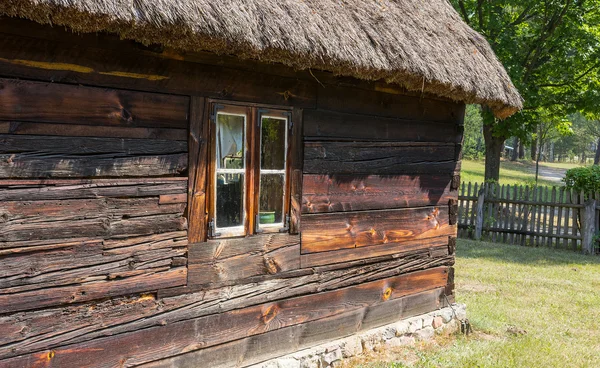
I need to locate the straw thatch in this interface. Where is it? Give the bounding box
[0,0,523,118]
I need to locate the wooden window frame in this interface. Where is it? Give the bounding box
[206,99,294,239]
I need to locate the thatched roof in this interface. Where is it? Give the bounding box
[0,0,523,118]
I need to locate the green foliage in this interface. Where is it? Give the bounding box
[462,105,485,159]
[563,165,600,193]
[450,1,600,179]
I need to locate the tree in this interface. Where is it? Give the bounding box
[451,0,600,181]
[462,105,485,159]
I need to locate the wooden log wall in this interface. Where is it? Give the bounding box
[301,85,464,267]
[0,17,463,367]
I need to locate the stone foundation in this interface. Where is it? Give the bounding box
[250,304,467,368]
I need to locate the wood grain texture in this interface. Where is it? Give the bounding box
[0,249,452,360]
[303,109,458,142]
[188,234,300,286]
[0,78,189,128]
[300,236,451,268]
[0,268,448,367]
[0,197,187,243]
[187,97,209,244]
[0,134,187,178]
[0,221,187,313]
[140,288,446,368]
[0,33,316,108]
[304,142,456,175]
[317,84,464,124]
[1,121,187,140]
[302,174,455,213]
[301,207,453,253]
[0,178,187,201]
[289,108,304,234]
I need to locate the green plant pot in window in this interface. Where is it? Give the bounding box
[259,211,276,224]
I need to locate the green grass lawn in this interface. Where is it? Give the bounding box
[460,159,582,187]
[345,239,600,368]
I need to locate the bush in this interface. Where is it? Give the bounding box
[563,165,600,193]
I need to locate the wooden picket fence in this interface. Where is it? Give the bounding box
[457,182,600,254]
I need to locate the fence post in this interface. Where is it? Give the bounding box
[475,186,485,240]
[582,199,597,255]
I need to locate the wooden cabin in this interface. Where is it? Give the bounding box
[0,1,522,367]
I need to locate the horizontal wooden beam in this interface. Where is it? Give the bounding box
[301,207,454,253]
[0,268,448,367]
[303,142,455,175]
[139,288,447,368]
[302,174,455,213]
[303,109,459,142]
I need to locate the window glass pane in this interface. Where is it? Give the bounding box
[259,174,284,225]
[217,114,245,169]
[216,173,244,228]
[261,117,286,170]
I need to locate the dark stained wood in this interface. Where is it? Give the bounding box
[302,174,455,213]
[0,268,448,367]
[0,249,452,360]
[0,78,189,129]
[1,134,186,154]
[0,33,316,108]
[289,108,304,234]
[0,178,187,201]
[303,109,458,142]
[301,236,450,267]
[0,197,187,243]
[317,84,464,124]
[139,288,446,368]
[0,134,187,178]
[2,121,187,140]
[0,232,187,293]
[304,142,456,175]
[187,234,300,286]
[187,97,208,243]
[0,267,186,315]
[301,207,454,253]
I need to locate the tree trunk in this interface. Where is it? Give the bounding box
[518,140,525,159]
[483,123,504,182]
[530,139,537,161]
[595,137,600,165]
[510,137,519,161]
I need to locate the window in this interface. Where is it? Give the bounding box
[208,103,292,238]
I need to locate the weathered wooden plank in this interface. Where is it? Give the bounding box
[304,142,455,175]
[1,134,187,155]
[0,232,187,295]
[158,193,187,204]
[0,248,452,360]
[0,267,187,315]
[0,134,187,178]
[317,84,464,124]
[188,234,300,286]
[0,33,316,108]
[303,109,458,142]
[302,174,455,213]
[301,207,454,253]
[187,97,209,244]
[289,108,304,234]
[0,198,186,243]
[0,78,189,128]
[0,268,448,367]
[300,236,450,268]
[2,121,187,140]
[0,178,187,201]
[0,153,187,178]
[139,288,446,368]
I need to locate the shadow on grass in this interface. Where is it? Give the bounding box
[457,238,600,266]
